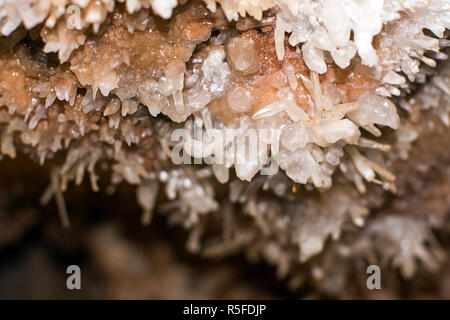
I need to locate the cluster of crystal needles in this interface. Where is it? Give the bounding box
[0,0,449,297]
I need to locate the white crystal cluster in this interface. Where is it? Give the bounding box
[204,0,450,75]
[0,2,445,189]
[0,0,178,36]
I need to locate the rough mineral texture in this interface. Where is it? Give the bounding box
[0,0,449,299]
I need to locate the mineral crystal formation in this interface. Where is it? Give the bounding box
[0,0,449,298]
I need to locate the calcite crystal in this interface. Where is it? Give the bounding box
[0,0,449,298]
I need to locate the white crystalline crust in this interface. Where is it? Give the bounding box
[0,0,178,35]
[0,0,447,188]
[275,0,449,73]
[1,0,448,68]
